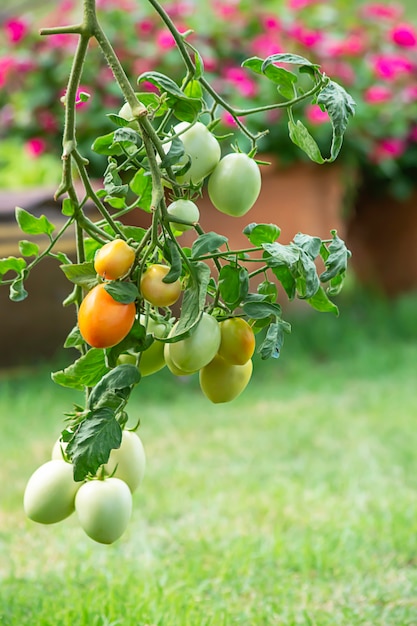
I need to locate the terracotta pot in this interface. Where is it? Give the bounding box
[346,187,417,297]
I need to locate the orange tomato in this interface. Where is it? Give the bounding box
[78,283,136,348]
[140,264,181,308]
[94,239,135,281]
[217,317,255,365]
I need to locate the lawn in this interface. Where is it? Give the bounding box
[1,291,417,625]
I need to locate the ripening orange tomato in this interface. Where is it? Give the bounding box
[94,239,135,281]
[217,317,256,365]
[78,283,136,348]
[140,264,181,308]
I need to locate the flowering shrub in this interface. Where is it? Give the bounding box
[1,0,416,196]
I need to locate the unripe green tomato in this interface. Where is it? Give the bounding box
[173,121,221,184]
[24,460,81,525]
[166,312,221,373]
[51,438,69,460]
[218,317,256,365]
[75,477,132,545]
[163,342,191,376]
[208,153,262,217]
[167,199,200,233]
[199,354,253,403]
[103,430,146,493]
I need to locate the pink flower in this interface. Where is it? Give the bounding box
[25,138,47,158]
[363,85,393,104]
[403,85,417,102]
[212,0,240,20]
[60,86,91,108]
[288,0,321,9]
[224,66,258,98]
[4,18,28,43]
[390,23,417,48]
[409,126,417,142]
[372,54,414,79]
[262,15,282,32]
[305,104,329,125]
[221,111,238,127]
[250,33,282,58]
[156,29,176,50]
[361,3,403,20]
[0,56,15,88]
[136,18,154,36]
[371,137,406,162]
[287,23,323,48]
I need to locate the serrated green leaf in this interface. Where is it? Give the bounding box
[317,80,356,140]
[320,231,351,283]
[191,232,228,258]
[219,265,249,308]
[293,233,322,260]
[242,300,282,319]
[307,286,339,315]
[129,169,153,212]
[67,407,122,481]
[113,127,141,145]
[259,319,291,360]
[104,281,138,304]
[243,223,281,246]
[60,261,98,290]
[165,261,211,342]
[18,240,39,257]
[296,250,320,299]
[163,239,182,284]
[262,242,300,269]
[52,348,109,390]
[15,207,55,236]
[87,363,140,410]
[288,117,325,164]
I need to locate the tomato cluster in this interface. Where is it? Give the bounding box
[24,430,146,544]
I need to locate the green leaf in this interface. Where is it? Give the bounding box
[138,71,201,122]
[242,300,282,319]
[107,320,147,367]
[64,326,84,349]
[241,57,265,75]
[296,250,320,299]
[18,240,39,257]
[262,242,300,269]
[219,265,249,308]
[307,286,339,315]
[10,277,28,302]
[104,281,139,304]
[183,79,203,100]
[163,239,182,284]
[288,117,325,164]
[293,233,322,260]
[51,348,109,390]
[243,223,281,246]
[67,407,122,481]
[259,319,291,360]
[262,53,320,71]
[129,169,153,212]
[159,135,185,169]
[271,265,296,300]
[317,80,356,161]
[191,232,228,258]
[104,159,129,198]
[113,127,141,145]
[165,261,211,342]
[88,363,141,411]
[118,225,147,243]
[320,231,351,283]
[257,280,278,303]
[263,65,297,100]
[62,198,75,217]
[60,261,98,290]
[0,256,27,279]
[91,132,124,156]
[15,207,55,236]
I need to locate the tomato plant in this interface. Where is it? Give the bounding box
[140,263,182,308]
[1,0,355,542]
[75,477,132,544]
[199,355,253,404]
[94,239,135,280]
[217,317,256,366]
[78,283,136,348]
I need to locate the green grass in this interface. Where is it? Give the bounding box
[1,291,417,625]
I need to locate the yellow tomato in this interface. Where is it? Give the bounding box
[218,317,256,365]
[140,264,181,308]
[199,354,253,403]
[94,239,135,280]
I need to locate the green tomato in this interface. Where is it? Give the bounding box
[75,477,132,545]
[51,438,69,460]
[166,312,221,373]
[163,342,191,376]
[173,121,221,184]
[167,199,200,233]
[103,430,146,493]
[199,354,253,403]
[24,459,81,525]
[208,152,262,217]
